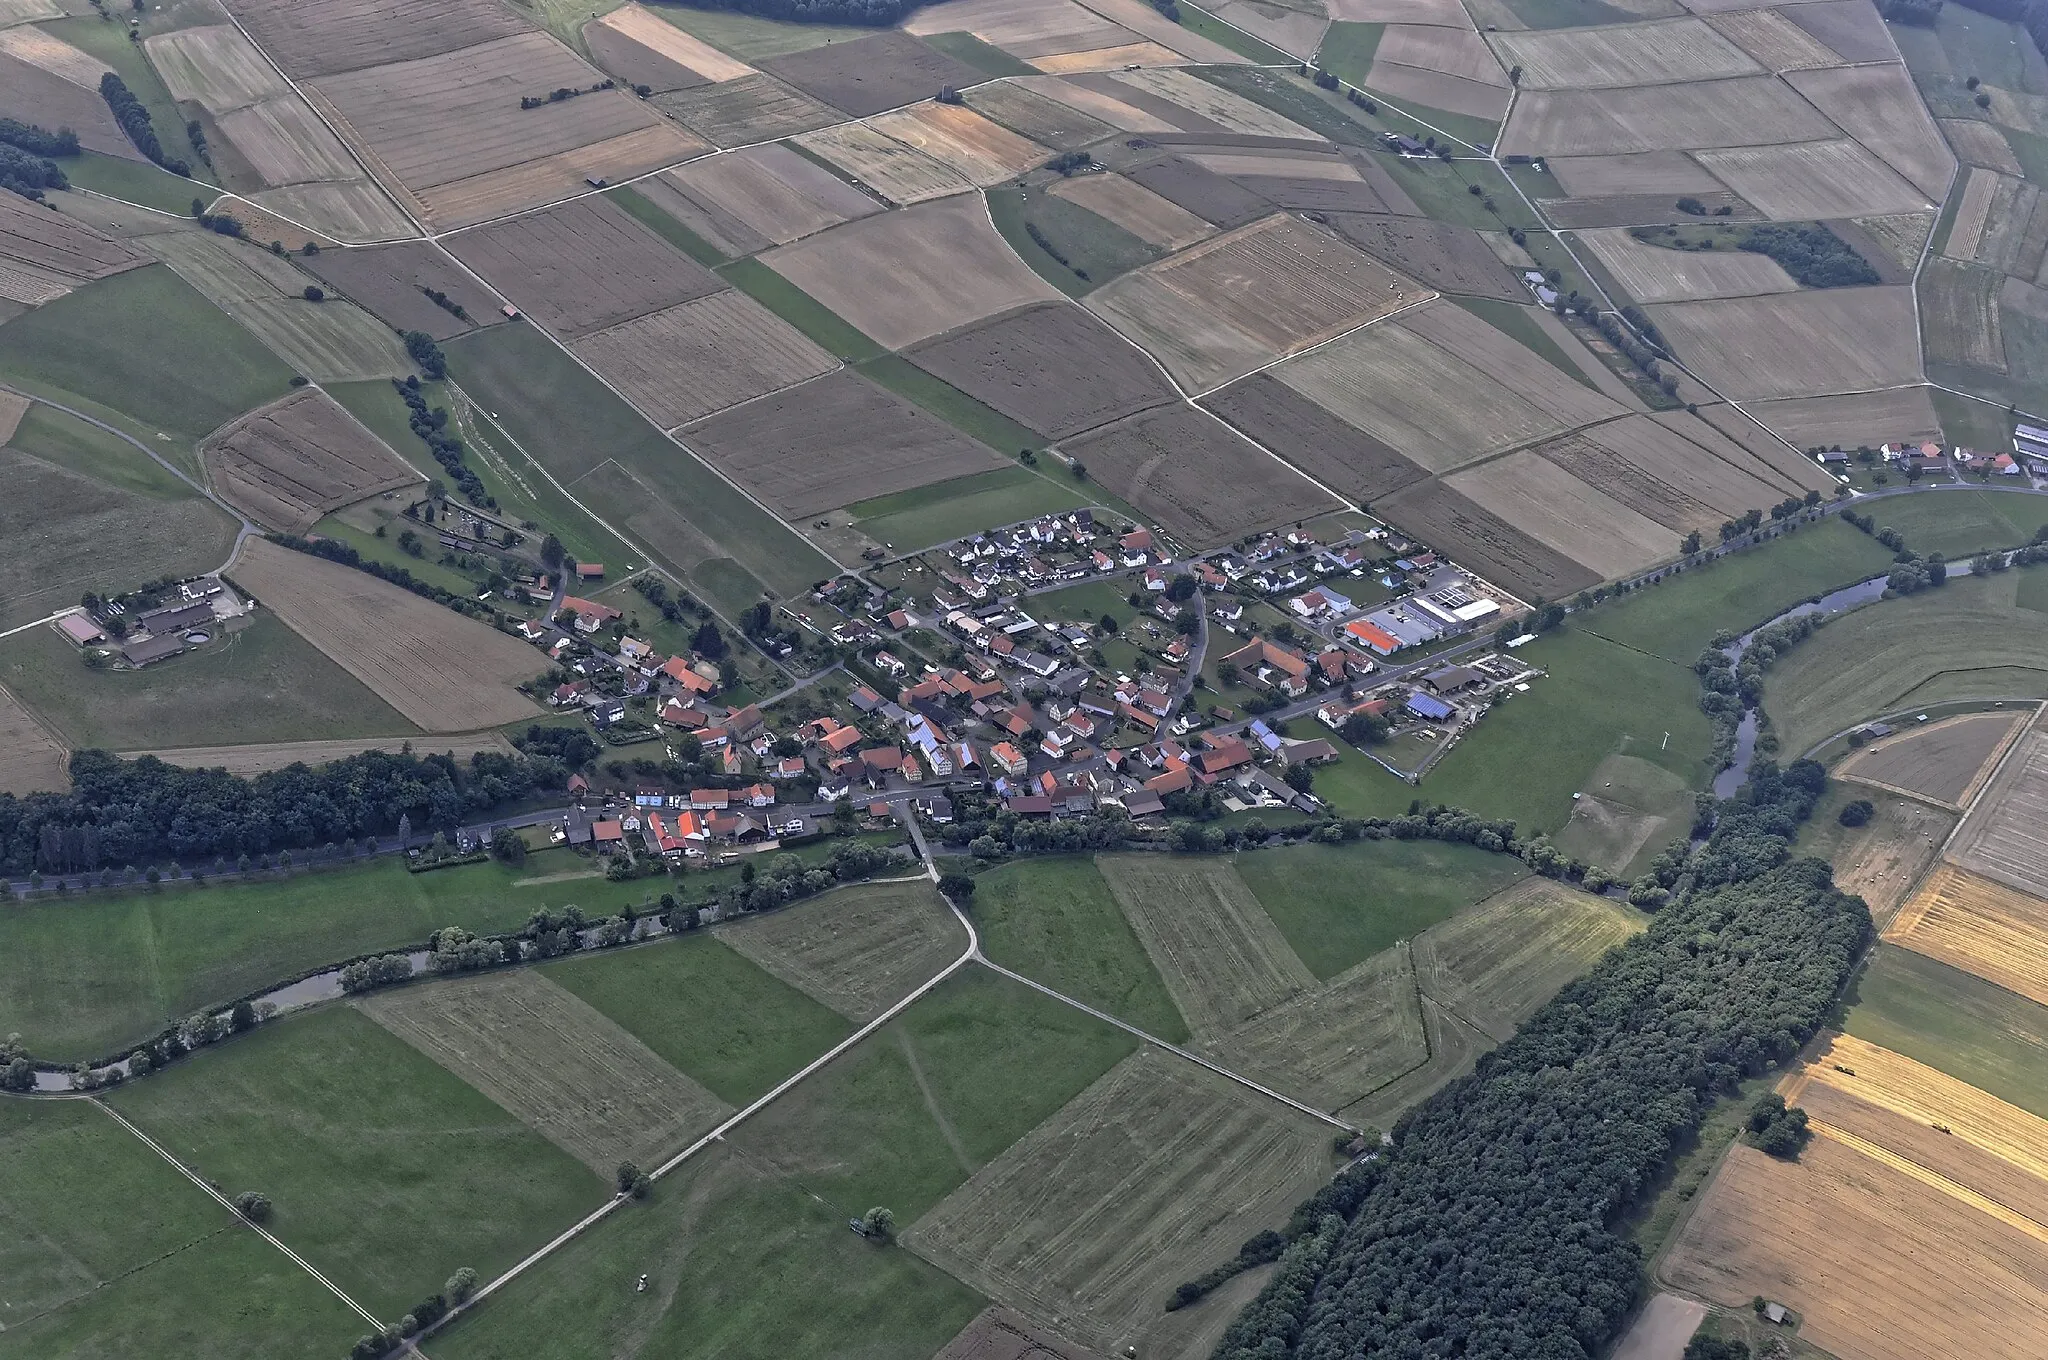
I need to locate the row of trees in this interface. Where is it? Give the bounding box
[2,745,585,876]
[100,73,189,176]
[391,372,487,504]
[1210,761,1870,1358]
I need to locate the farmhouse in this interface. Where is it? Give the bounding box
[560,596,622,633]
[57,614,106,647]
[1223,636,1313,697]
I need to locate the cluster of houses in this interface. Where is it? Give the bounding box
[57,578,236,668]
[561,781,800,859]
[930,512,1172,603]
[1814,436,2043,481]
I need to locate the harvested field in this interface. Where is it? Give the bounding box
[656,143,882,253]
[714,879,965,1023]
[202,388,419,533]
[962,80,1115,150]
[359,970,731,1175]
[1087,213,1421,392]
[1414,878,1644,1039]
[1810,791,1954,924]
[215,95,372,187]
[230,536,542,731]
[680,371,1003,518]
[1787,63,1956,200]
[145,24,289,112]
[1490,19,1761,88]
[1839,711,2026,810]
[1327,0,1477,24]
[447,196,723,340]
[0,191,144,283]
[119,732,513,775]
[1097,854,1313,1039]
[934,1308,1107,1360]
[1923,258,2006,372]
[0,0,57,22]
[902,0,1132,62]
[589,3,754,83]
[1010,73,1179,134]
[1855,211,1937,270]
[1446,451,1676,579]
[1531,416,1786,533]
[1209,0,1328,59]
[865,103,1050,189]
[245,181,417,244]
[1124,155,1274,228]
[219,0,533,79]
[762,194,1060,351]
[1886,863,2048,1007]
[1183,149,1360,183]
[1048,173,1212,249]
[1059,403,1341,548]
[1783,0,1898,62]
[1578,226,1796,301]
[1200,373,1431,503]
[1072,0,1247,63]
[1380,479,1600,599]
[583,15,705,94]
[1498,77,1836,157]
[308,34,701,227]
[1201,943,1428,1111]
[757,30,982,119]
[1362,62,1512,121]
[904,1047,1331,1357]
[1376,23,1508,86]
[1750,386,1939,449]
[0,680,67,796]
[0,25,109,87]
[1540,192,1759,229]
[1325,215,1520,299]
[650,72,839,147]
[0,50,139,161]
[1950,726,2048,898]
[1549,152,1728,198]
[1703,138,1929,221]
[1661,1138,2048,1360]
[906,302,1174,439]
[1645,287,1921,400]
[1108,67,1320,138]
[793,122,975,205]
[300,240,503,340]
[1944,118,2024,175]
[1703,7,1845,70]
[1960,175,2048,276]
[572,289,839,429]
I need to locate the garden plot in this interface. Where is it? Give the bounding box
[865,103,1050,189]
[1943,118,2024,175]
[1325,215,1521,299]
[1644,287,1921,400]
[1548,151,1727,197]
[1783,0,1899,62]
[1087,213,1421,393]
[757,30,982,119]
[1060,403,1342,548]
[1921,259,2006,372]
[1578,226,1797,301]
[1662,1138,2048,1360]
[1839,711,2027,811]
[656,143,883,254]
[218,0,533,79]
[1787,62,1956,200]
[0,679,67,796]
[715,879,965,1023]
[1048,172,1213,249]
[202,387,420,533]
[1097,855,1314,1039]
[307,32,704,229]
[588,3,755,83]
[1445,451,1677,580]
[1412,878,1644,1039]
[1498,77,1836,157]
[682,371,1005,518]
[1693,139,1932,220]
[1379,479,1600,600]
[230,536,543,731]
[906,302,1175,439]
[1702,7,1845,70]
[0,25,109,87]
[572,289,839,429]
[793,123,977,205]
[1886,863,2048,1008]
[1950,726,2048,899]
[1748,386,1939,449]
[905,1048,1331,1358]
[962,80,1116,150]
[448,195,724,339]
[1200,374,1431,503]
[762,193,1061,351]
[301,240,504,339]
[651,73,840,147]
[1200,943,1428,1111]
[360,969,733,1174]
[1530,416,1784,533]
[1491,18,1761,88]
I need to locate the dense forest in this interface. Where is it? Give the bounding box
[0,734,597,876]
[1737,224,1881,288]
[1210,760,1871,1359]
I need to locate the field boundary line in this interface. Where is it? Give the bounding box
[1935,704,2042,857]
[1809,1119,2048,1246]
[89,1099,388,1331]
